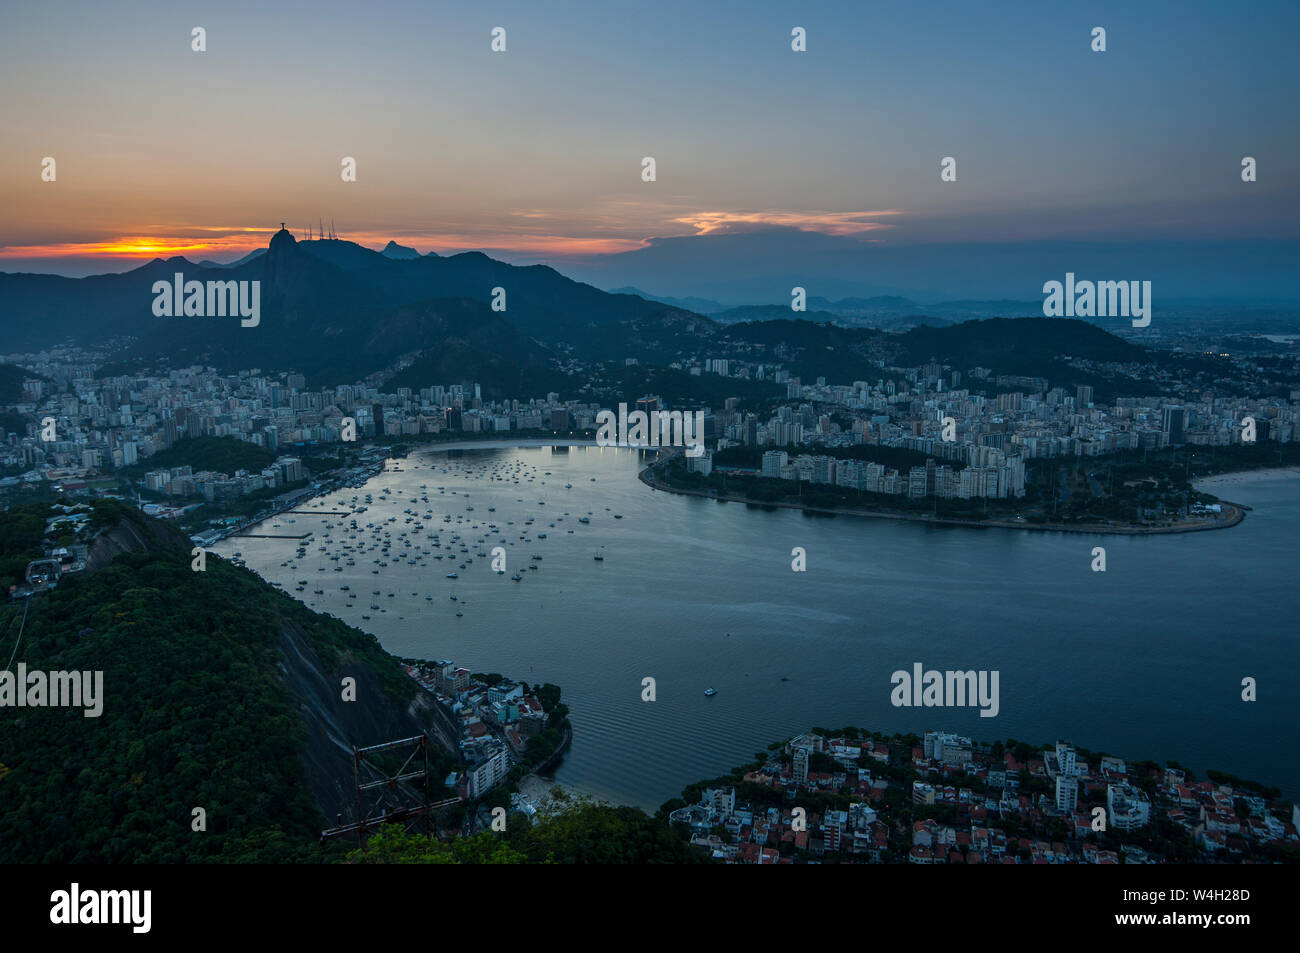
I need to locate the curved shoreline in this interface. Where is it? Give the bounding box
[272,439,1256,537]
[413,438,600,454]
[637,464,1247,536]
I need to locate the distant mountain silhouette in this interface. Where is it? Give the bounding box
[707,316,1158,393]
[0,233,1178,399]
[894,317,1145,370]
[711,305,840,325]
[566,227,1300,304]
[607,286,727,314]
[0,231,700,387]
[195,248,267,269]
[712,299,952,331]
[381,240,422,260]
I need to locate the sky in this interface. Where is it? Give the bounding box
[1,0,1297,289]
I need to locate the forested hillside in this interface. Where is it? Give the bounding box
[0,509,419,862]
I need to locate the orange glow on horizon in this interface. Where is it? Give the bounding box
[0,236,262,260]
[0,230,651,263]
[0,210,899,266]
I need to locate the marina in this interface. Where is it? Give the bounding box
[214,445,1300,812]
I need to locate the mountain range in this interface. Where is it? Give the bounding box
[0,229,705,392]
[565,228,1300,306]
[0,230,1208,401]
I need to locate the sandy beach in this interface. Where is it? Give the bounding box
[1195,466,1300,490]
[517,774,587,815]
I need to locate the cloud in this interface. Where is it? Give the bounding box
[0,206,903,270]
[670,209,902,237]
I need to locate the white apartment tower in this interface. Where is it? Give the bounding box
[1055,774,1078,813]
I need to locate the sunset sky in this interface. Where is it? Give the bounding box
[2,0,1297,280]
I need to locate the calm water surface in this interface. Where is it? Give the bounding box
[217,446,1300,811]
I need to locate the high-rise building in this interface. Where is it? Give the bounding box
[1163,407,1186,445]
[908,466,928,499]
[1055,774,1078,813]
[1056,741,1077,779]
[279,457,304,483]
[813,457,835,485]
[466,745,509,798]
[762,450,788,478]
[792,745,810,786]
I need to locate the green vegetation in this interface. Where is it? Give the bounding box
[0,412,28,440]
[2,498,142,590]
[0,503,605,865]
[716,319,885,385]
[0,508,419,862]
[513,682,570,776]
[1030,443,1300,525]
[658,438,1300,529]
[0,364,43,403]
[346,827,528,863]
[348,799,706,864]
[0,501,51,591]
[122,436,275,477]
[895,317,1145,372]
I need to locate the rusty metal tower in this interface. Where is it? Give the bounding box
[319,734,460,848]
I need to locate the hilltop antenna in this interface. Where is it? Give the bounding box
[320,217,325,241]
[331,219,336,240]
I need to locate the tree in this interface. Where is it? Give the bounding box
[348,828,527,864]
